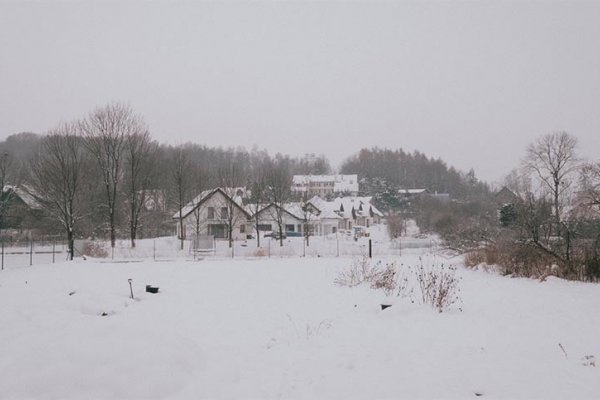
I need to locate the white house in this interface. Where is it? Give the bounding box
[253,202,308,235]
[292,174,359,197]
[172,188,252,240]
[310,195,384,232]
[174,188,384,242]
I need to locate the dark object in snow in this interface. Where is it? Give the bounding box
[68,291,76,296]
[380,304,392,310]
[128,278,134,299]
[101,312,108,316]
[146,285,159,294]
[474,392,484,397]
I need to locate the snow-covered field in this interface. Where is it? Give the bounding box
[1,252,599,399]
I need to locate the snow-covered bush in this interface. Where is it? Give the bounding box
[335,256,461,312]
[414,259,461,313]
[334,255,382,287]
[370,261,398,296]
[464,250,486,268]
[82,241,109,258]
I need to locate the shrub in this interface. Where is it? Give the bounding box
[370,262,398,296]
[334,256,381,287]
[82,241,109,258]
[254,247,267,257]
[335,256,461,313]
[414,258,462,313]
[464,250,486,268]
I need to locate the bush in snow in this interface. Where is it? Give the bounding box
[370,261,398,296]
[464,250,487,268]
[82,241,109,258]
[414,258,462,313]
[334,255,382,287]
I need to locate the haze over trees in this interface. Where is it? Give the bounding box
[1,105,598,282]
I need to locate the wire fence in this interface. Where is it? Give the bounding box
[0,232,440,270]
[0,239,69,270]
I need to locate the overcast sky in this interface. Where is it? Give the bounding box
[1,1,599,183]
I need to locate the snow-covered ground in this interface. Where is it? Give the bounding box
[1,249,599,399]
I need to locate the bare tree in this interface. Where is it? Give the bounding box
[266,156,293,247]
[216,152,247,248]
[189,157,211,237]
[124,130,157,247]
[299,192,318,247]
[523,131,579,235]
[81,103,143,247]
[0,152,13,230]
[248,153,271,247]
[29,124,86,260]
[171,147,191,250]
[580,162,600,208]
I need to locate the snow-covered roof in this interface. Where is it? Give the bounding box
[2,184,43,210]
[309,196,342,219]
[172,188,249,220]
[255,202,316,221]
[173,189,214,219]
[398,188,429,195]
[312,195,382,220]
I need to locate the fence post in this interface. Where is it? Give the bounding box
[399,236,402,257]
[268,239,271,258]
[303,236,306,257]
[1,240,4,270]
[52,240,56,263]
[153,240,156,261]
[368,239,372,258]
[336,232,339,257]
[30,239,33,266]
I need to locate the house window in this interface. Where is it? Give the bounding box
[285,224,295,232]
[221,207,228,219]
[208,224,227,239]
[207,207,215,219]
[240,224,245,233]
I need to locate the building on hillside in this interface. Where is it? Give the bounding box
[0,185,49,236]
[172,188,252,240]
[292,174,359,197]
[310,196,383,231]
[397,188,430,198]
[494,187,519,205]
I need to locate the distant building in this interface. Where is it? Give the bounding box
[292,175,359,197]
[397,188,430,198]
[494,187,519,205]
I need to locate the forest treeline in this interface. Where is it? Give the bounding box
[1,103,599,281]
[0,104,486,252]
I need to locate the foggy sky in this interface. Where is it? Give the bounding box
[1,1,599,183]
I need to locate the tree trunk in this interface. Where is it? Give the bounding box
[255,215,261,247]
[110,208,116,248]
[554,181,561,237]
[178,210,184,250]
[67,229,74,261]
[130,209,136,248]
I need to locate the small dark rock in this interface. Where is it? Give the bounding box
[381,304,392,311]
